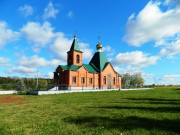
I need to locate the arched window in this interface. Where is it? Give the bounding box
[89,78,93,84]
[103,76,106,84]
[81,77,85,84]
[76,55,80,63]
[68,55,72,64]
[72,76,76,84]
[68,55,72,60]
[113,77,116,84]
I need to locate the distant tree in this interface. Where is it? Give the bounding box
[23,78,30,90]
[122,73,144,88]
[17,79,26,91]
[0,76,53,90]
[135,73,144,87]
[38,79,48,90]
[122,73,131,88]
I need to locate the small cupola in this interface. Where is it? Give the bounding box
[96,36,103,52]
[96,42,103,52]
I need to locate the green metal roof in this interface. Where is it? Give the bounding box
[89,52,109,71]
[59,64,98,73]
[83,64,98,73]
[69,36,82,52]
[59,65,80,71]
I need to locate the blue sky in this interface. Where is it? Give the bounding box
[0,0,180,85]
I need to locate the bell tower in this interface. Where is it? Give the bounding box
[67,35,83,66]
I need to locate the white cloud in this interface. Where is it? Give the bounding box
[79,43,93,60]
[50,58,66,67]
[164,74,180,78]
[103,45,111,52]
[6,66,37,76]
[142,73,155,85]
[157,74,180,85]
[114,65,142,75]
[113,51,159,67]
[47,72,53,78]
[124,1,180,46]
[43,2,59,19]
[6,54,63,77]
[159,38,180,57]
[0,57,10,66]
[0,21,20,48]
[17,55,50,68]
[51,34,92,63]
[142,73,155,78]
[164,0,180,6]
[142,73,180,85]
[6,66,53,78]
[113,55,150,76]
[103,45,115,56]
[21,21,55,47]
[67,11,73,18]
[19,4,33,16]
[16,54,67,69]
[32,71,54,78]
[113,66,122,73]
[51,33,72,61]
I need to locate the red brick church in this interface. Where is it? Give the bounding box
[54,35,121,90]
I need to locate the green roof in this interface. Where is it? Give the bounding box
[89,52,109,71]
[59,65,80,71]
[59,64,98,73]
[69,36,82,52]
[83,64,97,73]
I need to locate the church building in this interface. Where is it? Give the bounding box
[53,35,121,90]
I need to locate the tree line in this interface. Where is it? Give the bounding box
[0,76,53,90]
[0,73,144,90]
[121,73,144,88]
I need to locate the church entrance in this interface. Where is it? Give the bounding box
[108,74,112,89]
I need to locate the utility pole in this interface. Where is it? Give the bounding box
[36,71,39,90]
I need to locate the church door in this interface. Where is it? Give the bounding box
[108,74,112,89]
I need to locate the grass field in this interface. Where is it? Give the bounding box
[0,87,180,135]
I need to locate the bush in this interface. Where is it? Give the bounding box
[16,91,27,95]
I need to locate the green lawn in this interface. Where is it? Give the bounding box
[0,87,180,135]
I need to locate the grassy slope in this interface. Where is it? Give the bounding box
[0,87,180,135]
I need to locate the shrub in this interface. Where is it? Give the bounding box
[16,91,27,95]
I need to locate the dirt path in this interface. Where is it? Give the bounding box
[0,95,26,104]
